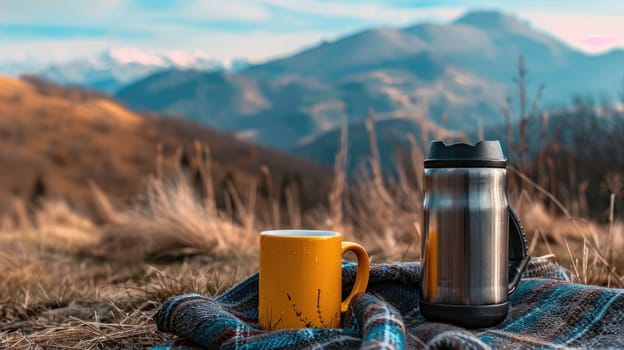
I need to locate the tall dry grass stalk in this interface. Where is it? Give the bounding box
[327,115,349,232]
[194,140,216,217]
[89,180,124,225]
[501,55,544,178]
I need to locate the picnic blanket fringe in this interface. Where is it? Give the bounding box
[154,258,624,349]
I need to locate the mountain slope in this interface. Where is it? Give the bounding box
[118,70,270,126]
[0,75,331,216]
[249,28,427,80]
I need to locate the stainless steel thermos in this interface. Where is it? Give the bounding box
[420,140,530,328]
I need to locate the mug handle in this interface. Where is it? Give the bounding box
[340,242,370,312]
[508,206,531,295]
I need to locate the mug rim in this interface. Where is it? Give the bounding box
[261,229,340,238]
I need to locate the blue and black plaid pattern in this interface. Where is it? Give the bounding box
[154,258,624,349]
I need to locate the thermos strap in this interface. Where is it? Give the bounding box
[508,207,530,295]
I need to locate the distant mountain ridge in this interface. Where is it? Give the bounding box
[0,48,250,94]
[113,9,624,158]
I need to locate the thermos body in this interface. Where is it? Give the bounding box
[419,140,529,328]
[421,167,509,305]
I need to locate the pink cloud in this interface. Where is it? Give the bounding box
[583,35,617,47]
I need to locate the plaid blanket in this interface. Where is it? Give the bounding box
[154,258,624,349]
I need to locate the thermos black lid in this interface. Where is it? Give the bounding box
[424,140,507,168]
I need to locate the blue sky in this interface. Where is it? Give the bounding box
[0,0,623,63]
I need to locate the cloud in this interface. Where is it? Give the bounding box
[518,10,624,53]
[0,0,123,23]
[0,28,334,63]
[0,0,274,37]
[266,0,461,24]
[131,0,272,24]
[184,0,272,21]
[0,37,122,62]
[187,30,336,61]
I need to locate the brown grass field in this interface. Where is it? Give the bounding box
[1,76,624,349]
[2,135,623,349]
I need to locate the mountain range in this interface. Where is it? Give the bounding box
[109,10,624,162]
[0,48,249,94]
[4,10,624,171]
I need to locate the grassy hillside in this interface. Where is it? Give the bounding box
[0,75,332,219]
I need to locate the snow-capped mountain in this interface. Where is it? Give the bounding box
[1,48,249,94]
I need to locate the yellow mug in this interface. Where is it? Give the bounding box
[258,230,370,330]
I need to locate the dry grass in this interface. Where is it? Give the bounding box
[0,170,257,348]
[1,116,624,348]
[91,174,256,263]
[0,237,253,349]
[505,166,624,287]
